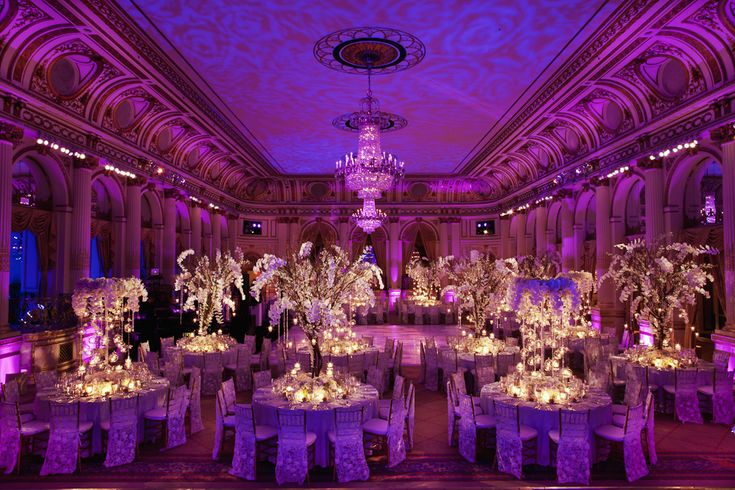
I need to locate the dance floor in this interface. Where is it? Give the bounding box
[4,325,735,489]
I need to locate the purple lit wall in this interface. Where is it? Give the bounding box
[124,0,612,174]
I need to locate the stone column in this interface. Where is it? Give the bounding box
[610,216,625,248]
[52,205,72,294]
[289,218,301,252]
[337,217,350,251]
[189,203,202,255]
[642,161,665,245]
[388,217,401,291]
[276,217,289,256]
[438,218,449,257]
[560,193,575,271]
[125,179,143,277]
[720,137,735,328]
[162,189,178,285]
[211,210,221,256]
[535,204,547,256]
[0,123,23,335]
[227,214,239,253]
[69,155,97,286]
[573,223,585,270]
[594,179,613,305]
[449,218,461,258]
[112,215,126,277]
[499,216,511,258]
[515,212,527,257]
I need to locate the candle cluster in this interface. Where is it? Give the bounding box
[621,344,698,370]
[319,325,368,355]
[501,365,588,405]
[177,331,237,353]
[273,362,359,408]
[451,332,507,355]
[57,361,155,400]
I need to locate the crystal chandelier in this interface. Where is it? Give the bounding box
[335,92,405,200]
[352,198,386,234]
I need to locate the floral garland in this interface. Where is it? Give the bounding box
[601,239,716,349]
[442,252,518,334]
[251,242,383,374]
[175,249,247,335]
[72,277,148,367]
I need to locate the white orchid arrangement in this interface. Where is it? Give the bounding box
[601,239,717,350]
[516,252,561,279]
[405,253,448,306]
[442,252,518,334]
[175,249,247,335]
[72,277,148,367]
[251,241,383,374]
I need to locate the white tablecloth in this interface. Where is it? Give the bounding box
[35,378,170,454]
[453,347,521,371]
[252,383,379,467]
[171,347,237,368]
[480,382,612,466]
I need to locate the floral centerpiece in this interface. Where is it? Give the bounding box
[72,277,148,367]
[621,344,698,370]
[251,242,383,375]
[175,249,247,336]
[443,252,518,335]
[405,252,447,306]
[319,322,369,355]
[501,365,588,405]
[177,330,238,353]
[601,239,717,349]
[272,362,359,408]
[516,253,560,279]
[557,270,597,338]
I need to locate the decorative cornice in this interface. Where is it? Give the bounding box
[0,122,23,146]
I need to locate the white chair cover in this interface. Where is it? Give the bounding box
[475,366,495,396]
[556,409,590,485]
[424,346,439,391]
[446,380,459,446]
[222,379,237,415]
[189,367,204,434]
[674,369,702,424]
[104,395,138,467]
[2,379,20,402]
[41,401,82,475]
[202,352,223,396]
[229,404,257,481]
[34,370,58,391]
[212,389,232,460]
[712,368,735,424]
[165,385,189,450]
[643,392,657,465]
[0,402,21,474]
[253,371,272,390]
[367,366,385,396]
[348,353,366,381]
[458,394,478,463]
[387,401,406,468]
[333,406,369,482]
[623,404,649,481]
[233,344,252,392]
[276,409,310,485]
[405,383,416,451]
[144,351,160,374]
[495,401,523,479]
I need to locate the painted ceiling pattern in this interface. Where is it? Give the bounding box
[125,0,606,174]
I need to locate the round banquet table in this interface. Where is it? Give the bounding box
[171,346,237,369]
[453,347,521,371]
[297,346,379,368]
[34,377,170,454]
[252,383,379,467]
[480,382,612,466]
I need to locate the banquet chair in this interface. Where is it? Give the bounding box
[188,367,204,434]
[329,354,350,374]
[424,337,437,348]
[202,352,224,396]
[446,380,461,446]
[362,398,406,468]
[222,378,237,415]
[392,341,404,380]
[439,349,458,390]
[594,403,649,482]
[160,336,175,361]
[144,351,161,375]
[474,353,495,370]
[212,388,236,460]
[494,400,538,479]
[163,354,184,387]
[229,404,277,481]
[457,394,496,463]
[251,338,271,373]
[296,351,312,372]
[379,374,404,419]
[424,345,439,391]
[33,370,58,392]
[612,372,643,427]
[225,344,252,392]
[244,335,257,353]
[641,391,657,465]
[41,400,93,475]
[609,358,627,392]
[713,350,731,371]
[363,336,374,347]
[419,342,426,384]
[404,382,416,451]
[548,409,590,485]
[143,385,189,450]
[0,401,49,474]
[275,408,317,485]
[101,395,139,467]
[138,341,150,362]
[348,352,366,381]
[327,406,369,483]
[384,338,395,357]
[633,365,659,395]
[475,366,495,396]
[1,378,20,402]
[367,365,386,396]
[496,352,515,379]
[253,370,273,390]
[697,368,735,424]
[663,368,703,424]
[378,350,394,389]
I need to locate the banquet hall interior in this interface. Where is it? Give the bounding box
[1,0,735,488]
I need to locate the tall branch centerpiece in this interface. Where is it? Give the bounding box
[251,242,383,375]
[601,239,716,350]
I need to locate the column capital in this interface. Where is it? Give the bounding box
[557,188,574,199]
[591,176,610,188]
[710,122,735,144]
[73,155,99,170]
[128,176,147,187]
[0,122,23,146]
[638,158,664,171]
